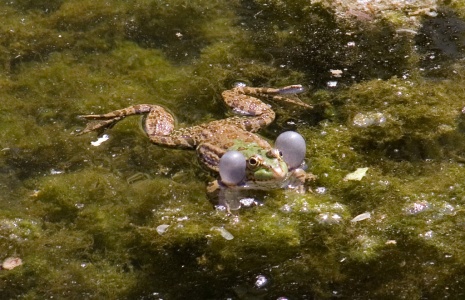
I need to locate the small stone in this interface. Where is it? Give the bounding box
[2,257,22,270]
[254,275,268,288]
[330,69,343,77]
[156,224,170,235]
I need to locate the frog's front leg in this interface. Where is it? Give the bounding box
[287,168,317,193]
[206,180,246,212]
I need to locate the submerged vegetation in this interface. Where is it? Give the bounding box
[1,0,465,298]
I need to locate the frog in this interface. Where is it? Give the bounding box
[78,84,314,210]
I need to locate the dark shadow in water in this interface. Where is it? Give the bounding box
[415,8,465,77]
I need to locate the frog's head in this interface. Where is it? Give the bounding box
[245,147,289,182]
[219,131,306,188]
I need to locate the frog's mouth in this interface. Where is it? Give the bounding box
[245,175,290,190]
[229,168,291,190]
[270,166,288,181]
[248,162,289,187]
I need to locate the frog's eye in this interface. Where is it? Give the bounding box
[247,155,262,169]
[275,131,306,169]
[219,150,246,185]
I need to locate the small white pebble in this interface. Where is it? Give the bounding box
[327,81,338,88]
[255,275,268,288]
[156,224,170,235]
[2,257,22,270]
[329,69,343,77]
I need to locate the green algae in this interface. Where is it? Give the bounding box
[2,0,465,299]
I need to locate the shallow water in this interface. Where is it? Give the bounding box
[1,0,465,299]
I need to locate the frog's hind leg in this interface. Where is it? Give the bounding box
[221,84,312,133]
[248,85,312,108]
[274,85,313,108]
[79,104,174,137]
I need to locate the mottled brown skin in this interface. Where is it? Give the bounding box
[79,85,312,173]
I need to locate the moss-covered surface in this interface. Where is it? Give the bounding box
[2,0,465,298]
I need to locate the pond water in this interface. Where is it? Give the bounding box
[1,0,465,299]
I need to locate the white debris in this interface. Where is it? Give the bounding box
[330,69,343,77]
[395,29,418,35]
[255,275,268,288]
[2,257,22,270]
[351,212,371,222]
[50,169,64,175]
[344,167,369,181]
[327,81,338,88]
[156,224,170,235]
[210,226,234,240]
[91,134,109,146]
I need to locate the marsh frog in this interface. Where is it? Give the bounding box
[79,84,314,210]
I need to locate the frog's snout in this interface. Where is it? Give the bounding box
[271,162,288,180]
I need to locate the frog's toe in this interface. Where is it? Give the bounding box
[77,117,123,135]
[278,85,305,94]
[207,180,220,200]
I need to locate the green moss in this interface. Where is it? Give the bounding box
[333,75,465,161]
[8,0,65,12]
[2,0,465,298]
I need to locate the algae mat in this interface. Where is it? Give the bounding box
[1,0,465,298]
